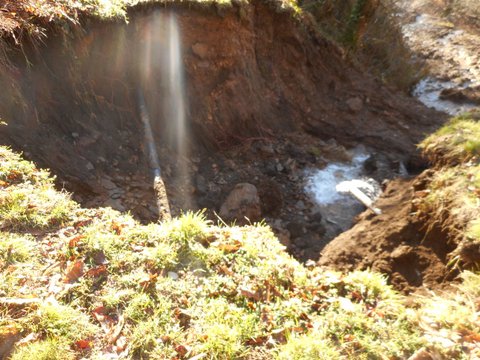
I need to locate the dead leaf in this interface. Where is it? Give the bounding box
[92,310,115,335]
[68,235,84,248]
[0,324,21,359]
[115,335,127,352]
[217,265,233,276]
[246,335,269,346]
[107,314,124,344]
[240,287,260,301]
[111,221,125,235]
[85,265,107,278]
[216,240,243,253]
[75,339,92,350]
[139,273,157,290]
[175,344,189,357]
[63,259,84,283]
[73,219,93,229]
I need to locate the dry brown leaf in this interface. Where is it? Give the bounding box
[216,240,243,253]
[175,344,189,357]
[63,259,84,283]
[68,235,84,248]
[240,287,261,301]
[85,265,108,278]
[75,339,92,350]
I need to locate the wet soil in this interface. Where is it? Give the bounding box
[0,1,447,287]
[399,0,480,114]
[318,176,456,294]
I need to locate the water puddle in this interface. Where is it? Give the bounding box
[305,149,381,236]
[413,78,478,115]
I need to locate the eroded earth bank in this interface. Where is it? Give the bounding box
[0,0,471,293]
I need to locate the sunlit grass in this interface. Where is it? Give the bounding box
[420,111,480,165]
[10,339,75,360]
[0,145,478,359]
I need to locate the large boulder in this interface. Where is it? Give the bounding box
[219,183,261,225]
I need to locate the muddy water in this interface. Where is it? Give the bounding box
[400,8,480,115]
[305,149,381,238]
[413,77,478,115]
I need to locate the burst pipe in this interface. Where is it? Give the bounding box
[137,88,172,221]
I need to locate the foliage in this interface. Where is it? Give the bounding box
[420,111,480,166]
[417,111,480,269]
[10,339,75,360]
[0,146,479,359]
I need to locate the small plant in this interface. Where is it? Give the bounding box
[420,111,480,165]
[276,331,341,360]
[0,232,37,265]
[32,302,97,343]
[0,184,77,230]
[10,339,75,360]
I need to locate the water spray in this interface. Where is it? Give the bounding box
[137,89,171,221]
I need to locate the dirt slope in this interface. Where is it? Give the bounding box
[318,175,456,293]
[0,0,444,260]
[0,1,442,159]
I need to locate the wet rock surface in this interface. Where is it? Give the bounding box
[399,0,480,114]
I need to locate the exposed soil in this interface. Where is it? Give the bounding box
[318,175,457,294]
[0,1,448,287]
[399,0,480,114]
[315,0,480,292]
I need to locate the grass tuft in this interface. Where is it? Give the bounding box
[0,145,478,358]
[10,339,75,360]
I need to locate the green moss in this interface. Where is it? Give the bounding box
[33,303,97,343]
[420,111,480,165]
[10,339,75,360]
[0,232,37,264]
[0,184,77,231]
[277,332,341,360]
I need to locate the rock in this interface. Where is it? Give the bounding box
[263,162,277,176]
[168,272,179,280]
[276,228,291,248]
[391,245,413,260]
[294,234,320,249]
[439,85,480,105]
[109,189,124,200]
[295,200,306,211]
[100,178,117,190]
[104,198,126,212]
[86,162,95,171]
[346,97,363,112]
[192,43,209,59]
[287,221,306,238]
[219,183,261,225]
[306,217,326,235]
[257,178,283,216]
[259,143,275,155]
[195,174,208,195]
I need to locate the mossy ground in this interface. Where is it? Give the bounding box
[0,145,479,359]
[418,110,480,269]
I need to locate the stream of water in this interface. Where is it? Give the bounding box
[305,149,382,235]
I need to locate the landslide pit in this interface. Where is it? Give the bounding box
[0,1,444,288]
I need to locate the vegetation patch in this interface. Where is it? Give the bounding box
[416,111,480,270]
[0,146,479,359]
